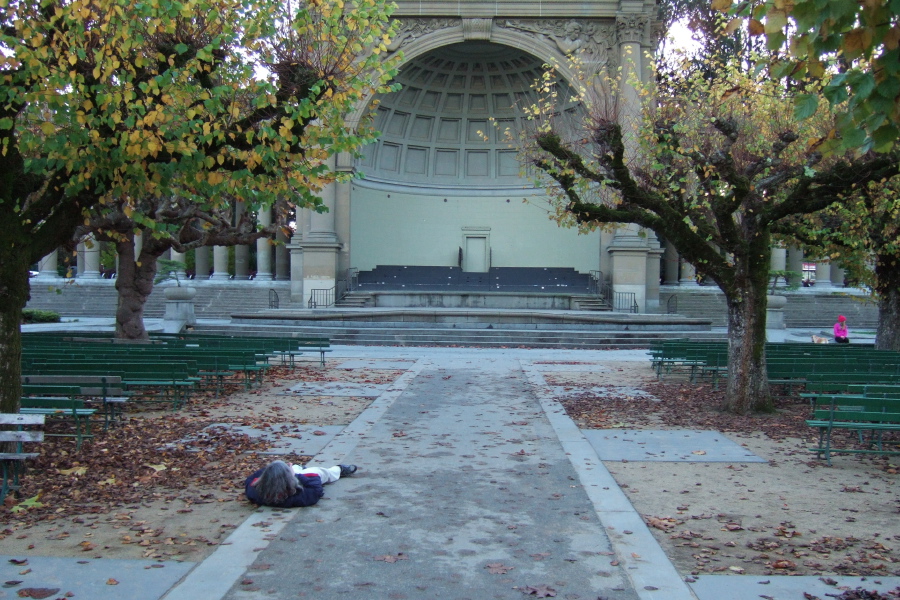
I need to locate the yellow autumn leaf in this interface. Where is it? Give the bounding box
[143,463,167,472]
[59,466,88,476]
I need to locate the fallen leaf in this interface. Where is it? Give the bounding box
[58,467,88,476]
[373,553,408,563]
[485,563,513,574]
[519,584,557,597]
[16,589,60,599]
[106,579,119,585]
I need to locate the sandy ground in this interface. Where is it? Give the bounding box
[0,360,405,563]
[545,362,900,578]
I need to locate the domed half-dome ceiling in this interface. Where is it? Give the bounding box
[358,42,554,190]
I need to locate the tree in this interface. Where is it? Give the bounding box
[73,196,293,340]
[0,0,400,414]
[523,59,899,414]
[774,175,900,351]
[717,0,900,152]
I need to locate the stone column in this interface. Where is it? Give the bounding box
[233,202,250,279]
[211,246,230,280]
[645,234,663,313]
[815,261,833,289]
[831,262,845,288]
[615,12,649,135]
[787,246,804,288]
[194,246,211,280]
[79,235,102,279]
[770,247,787,289]
[170,249,187,279]
[663,244,679,285]
[607,224,649,312]
[255,207,274,281]
[275,229,290,280]
[679,259,699,286]
[299,157,341,302]
[36,251,59,279]
[287,243,304,303]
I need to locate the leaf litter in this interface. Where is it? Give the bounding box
[550,362,899,583]
[1,362,404,562]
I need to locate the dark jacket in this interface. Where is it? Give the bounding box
[244,470,325,508]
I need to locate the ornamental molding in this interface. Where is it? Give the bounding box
[616,12,650,45]
[462,18,492,41]
[386,18,462,52]
[496,19,615,63]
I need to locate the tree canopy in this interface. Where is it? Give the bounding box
[717,0,900,152]
[521,57,899,413]
[0,0,401,414]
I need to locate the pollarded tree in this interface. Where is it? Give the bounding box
[774,176,900,351]
[73,196,294,340]
[524,59,899,414]
[0,0,400,414]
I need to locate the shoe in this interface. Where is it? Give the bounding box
[339,464,358,477]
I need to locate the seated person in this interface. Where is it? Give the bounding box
[245,460,357,508]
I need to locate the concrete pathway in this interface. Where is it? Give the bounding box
[166,350,681,600]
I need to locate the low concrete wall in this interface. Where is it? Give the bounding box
[659,286,880,329]
[370,291,574,310]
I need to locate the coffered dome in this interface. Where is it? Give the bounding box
[358,42,551,190]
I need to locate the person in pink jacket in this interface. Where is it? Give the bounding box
[833,315,850,344]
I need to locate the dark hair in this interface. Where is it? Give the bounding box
[254,460,298,504]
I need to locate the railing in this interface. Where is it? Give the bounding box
[308,288,335,308]
[613,291,639,313]
[347,268,359,292]
[268,289,279,309]
[588,270,603,296]
[666,294,678,314]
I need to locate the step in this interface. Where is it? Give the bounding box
[193,322,727,349]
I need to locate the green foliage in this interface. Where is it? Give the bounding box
[719,0,900,152]
[768,270,800,293]
[22,309,61,324]
[154,258,184,286]
[0,0,402,264]
[10,494,45,512]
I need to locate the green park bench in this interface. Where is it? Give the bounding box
[805,394,900,465]
[19,397,97,450]
[1,414,45,500]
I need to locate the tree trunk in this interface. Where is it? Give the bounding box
[874,256,900,352]
[0,247,30,414]
[723,286,773,414]
[114,237,160,340]
[721,233,774,414]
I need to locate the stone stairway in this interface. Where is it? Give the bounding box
[571,295,612,311]
[193,321,726,349]
[334,292,374,308]
[25,280,299,320]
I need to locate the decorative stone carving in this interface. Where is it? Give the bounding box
[462,18,492,41]
[387,18,462,52]
[616,13,650,45]
[498,19,615,63]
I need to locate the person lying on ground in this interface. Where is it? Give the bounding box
[245,460,357,508]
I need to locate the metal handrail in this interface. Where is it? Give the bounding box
[666,294,678,314]
[347,268,359,292]
[588,270,603,296]
[613,291,639,313]
[268,289,279,309]
[308,288,335,308]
